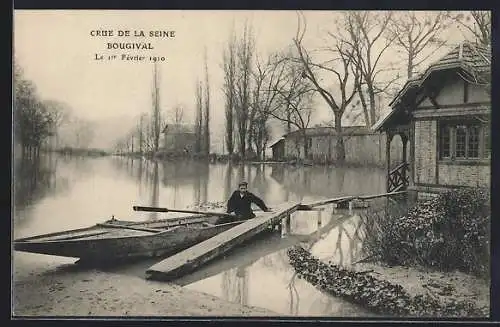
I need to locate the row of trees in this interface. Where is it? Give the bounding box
[195,49,211,155]
[114,63,167,156]
[116,51,215,157]
[114,112,163,155]
[222,24,317,160]
[114,58,213,157]
[111,11,490,162]
[221,10,490,163]
[14,63,95,157]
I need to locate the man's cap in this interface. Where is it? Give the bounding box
[238,181,248,187]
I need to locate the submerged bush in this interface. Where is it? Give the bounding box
[362,187,490,277]
[287,246,488,317]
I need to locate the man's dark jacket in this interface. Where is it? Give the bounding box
[226,191,269,220]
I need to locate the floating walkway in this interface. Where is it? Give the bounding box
[145,190,407,281]
[146,202,301,281]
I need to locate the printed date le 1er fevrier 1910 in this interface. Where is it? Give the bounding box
[94,53,166,62]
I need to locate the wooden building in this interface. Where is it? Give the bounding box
[269,137,285,161]
[373,42,491,197]
[161,123,197,155]
[269,126,402,166]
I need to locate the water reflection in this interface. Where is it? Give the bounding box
[183,208,379,316]
[221,264,251,306]
[270,165,385,201]
[13,154,387,316]
[13,153,70,227]
[307,212,367,266]
[114,159,386,211]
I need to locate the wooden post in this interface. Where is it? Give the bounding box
[402,135,408,163]
[281,219,286,238]
[317,210,322,229]
[402,134,408,187]
[386,132,392,192]
[281,213,291,238]
[348,201,353,215]
[285,213,291,233]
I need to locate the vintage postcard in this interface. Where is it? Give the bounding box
[12,10,491,319]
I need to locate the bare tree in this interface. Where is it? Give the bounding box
[142,118,154,153]
[293,13,360,162]
[452,11,491,47]
[250,53,287,160]
[194,80,203,154]
[203,48,211,156]
[172,105,184,124]
[342,11,398,127]
[41,100,71,149]
[151,63,162,154]
[266,55,315,159]
[72,117,95,149]
[137,113,146,155]
[14,63,75,156]
[388,11,451,79]
[135,113,165,154]
[222,28,237,156]
[234,22,255,159]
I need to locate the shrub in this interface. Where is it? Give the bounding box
[361,187,490,277]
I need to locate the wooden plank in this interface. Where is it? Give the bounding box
[300,191,408,210]
[357,190,407,200]
[25,230,111,242]
[132,206,235,219]
[96,223,163,233]
[300,195,356,209]
[127,214,212,227]
[145,202,300,281]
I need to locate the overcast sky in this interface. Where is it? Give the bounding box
[13,10,467,150]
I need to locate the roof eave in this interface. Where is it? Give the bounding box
[389,62,467,107]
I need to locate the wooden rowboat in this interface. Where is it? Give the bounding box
[13,214,246,264]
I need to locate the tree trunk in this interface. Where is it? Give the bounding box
[286,108,292,133]
[407,53,414,79]
[247,130,253,158]
[302,131,308,160]
[356,84,370,127]
[225,101,234,155]
[334,112,345,163]
[368,83,377,126]
[238,115,246,158]
[204,53,211,157]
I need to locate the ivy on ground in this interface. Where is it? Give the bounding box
[287,246,488,317]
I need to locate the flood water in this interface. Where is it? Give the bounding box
[13,153,387,317]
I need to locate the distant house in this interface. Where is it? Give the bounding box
[269,137,285,161]
[373,41,491,197]
[161,123,197,154]
[269,126,401,166]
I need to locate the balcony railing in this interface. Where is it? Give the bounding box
[388,161,409,192]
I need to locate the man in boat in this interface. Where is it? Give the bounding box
[225,181,271,221]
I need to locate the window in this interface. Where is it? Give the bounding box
[468,126,480,158]
[307,138,312,149]
[440,126,451,158]
[439,122,489,160]
[455,126,467,158]
[484,128,490,158]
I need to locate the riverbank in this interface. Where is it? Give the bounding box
[13,255,278,317]
[350,261,490,313]
[288,246,489,317]
[110,152,386,169]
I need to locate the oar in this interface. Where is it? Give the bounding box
[132,206,236,219]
